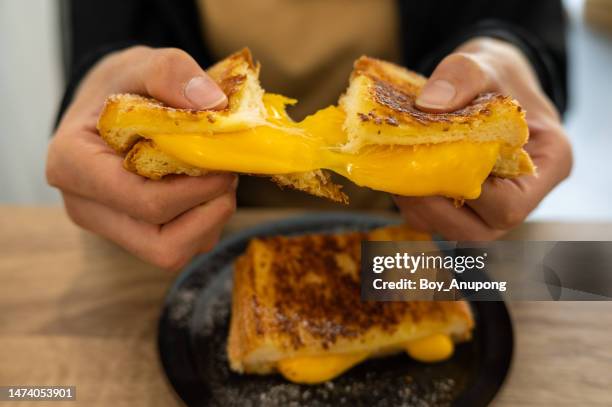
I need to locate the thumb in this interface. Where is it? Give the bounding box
[415,53,492,113]
[141,48,228,110]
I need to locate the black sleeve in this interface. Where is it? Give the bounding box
[400,0,568,114]
[57,0,209,124]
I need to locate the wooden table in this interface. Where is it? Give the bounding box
[1,207,611,406]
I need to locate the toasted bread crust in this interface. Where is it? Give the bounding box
[207,47,257,90]
[228,225,474,374]
[352,57,520,126]
[270,171,348,204]
[124,140,207,179]
[348,55,527,133]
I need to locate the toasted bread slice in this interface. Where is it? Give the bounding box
[340,56,535,177]
[97,49,346,203]
[227,225,474,377]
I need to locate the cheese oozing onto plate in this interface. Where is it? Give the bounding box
[276,333,455,384]
[146,94,500,199]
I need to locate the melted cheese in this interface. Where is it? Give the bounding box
[276,334,454,384]
[277,352,369,384]
[147,94,500,199]
[405,333,454,363]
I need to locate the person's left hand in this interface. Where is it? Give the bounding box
[395,37,572,240]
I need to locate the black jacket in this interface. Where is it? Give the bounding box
[59,0,567,118]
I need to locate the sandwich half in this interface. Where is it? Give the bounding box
[97,49,347,203]
[227,225,474,384]
[98,48,534,202]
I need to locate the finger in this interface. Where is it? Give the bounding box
[393,196,435,233]
[100,47,227,110]
[47,132,238,224]
[464,177,528,230]
[140,48,228,110]
[63,191,235,271]
[415,52,494,113]
[63,47,228,127]
[466,125,572,229]
[160,191,236,256]
[394,196,505,241]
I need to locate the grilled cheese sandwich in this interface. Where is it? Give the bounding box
[227,225,474,384]
[97,48,534,203]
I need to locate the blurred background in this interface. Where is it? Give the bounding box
[0,0,610,220]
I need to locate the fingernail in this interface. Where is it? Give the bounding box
[184,76,227,110]
[416,80,456,109]
[231,175,239,190]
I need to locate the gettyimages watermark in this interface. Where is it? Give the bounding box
[361,241,612,301]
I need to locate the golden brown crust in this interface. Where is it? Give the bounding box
[124,140,207,179]
[207,47,259,109]
[228,225,474,373]
[352,55,426,96]
[208,47,256,84]
[228,251,259,372]
[270,171,348,204]
[351,56,524,128]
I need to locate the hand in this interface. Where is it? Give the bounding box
[47,46,236,271]
[395,37,572,240]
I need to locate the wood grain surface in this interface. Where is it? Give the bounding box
[0,206,611,406]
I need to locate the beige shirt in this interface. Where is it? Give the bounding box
[197,0,401,209]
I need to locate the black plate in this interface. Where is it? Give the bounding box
[158,213,513,407]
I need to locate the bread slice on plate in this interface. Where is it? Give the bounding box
[227,225,474,384]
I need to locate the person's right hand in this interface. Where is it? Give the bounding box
[47,46,237,271]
